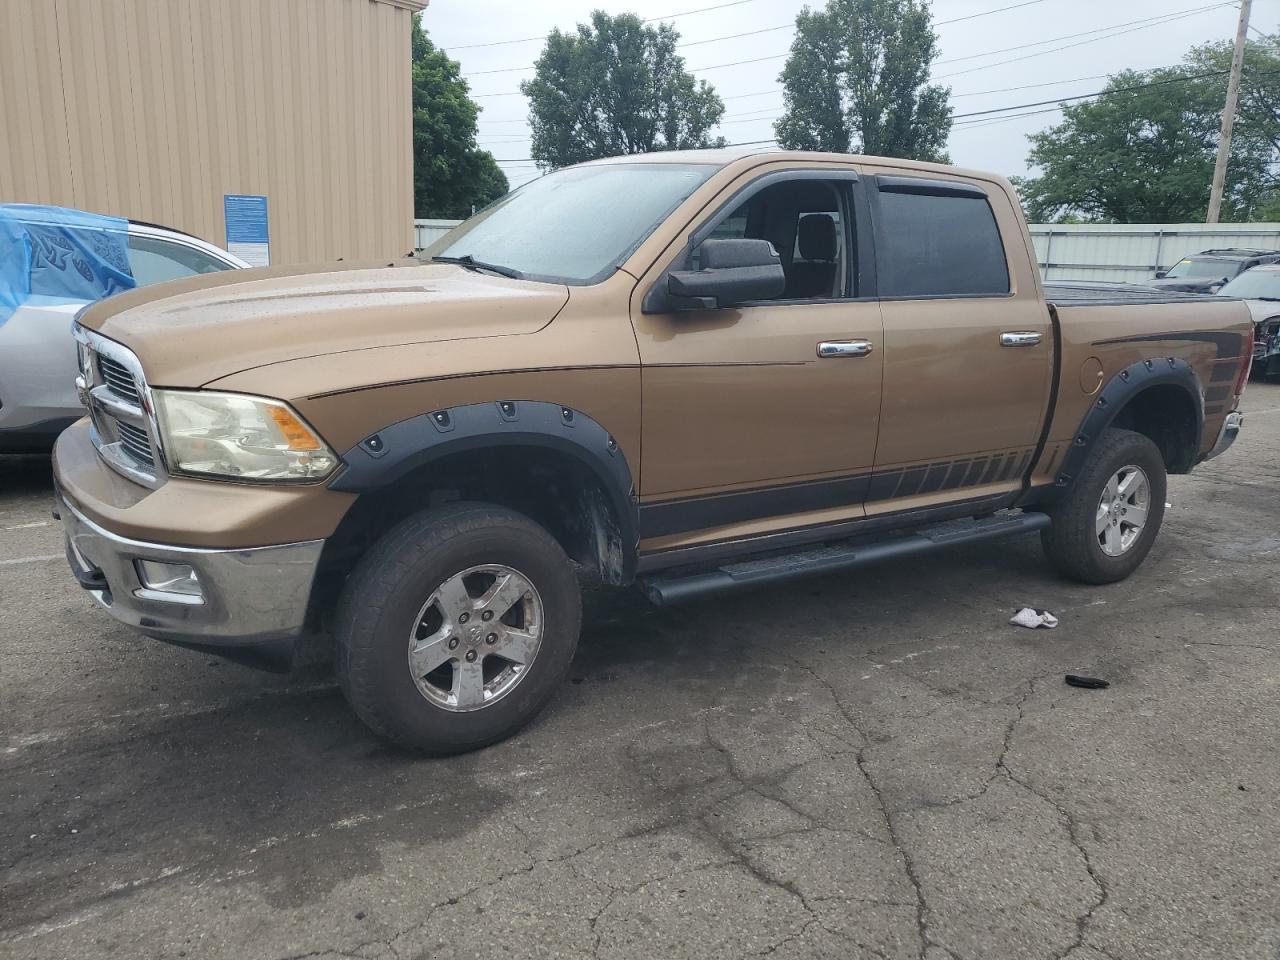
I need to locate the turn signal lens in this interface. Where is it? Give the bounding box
[267,405,325,451]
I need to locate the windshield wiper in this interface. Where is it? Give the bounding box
[430,254,524,280]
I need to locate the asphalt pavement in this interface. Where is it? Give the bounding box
[3,384,1279,960]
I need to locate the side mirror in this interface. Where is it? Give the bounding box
[668,239,785,308]
[1154,271,1167,279]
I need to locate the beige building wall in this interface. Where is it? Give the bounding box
[0,0,425,265]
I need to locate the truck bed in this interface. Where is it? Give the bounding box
[1043,281,1225,308]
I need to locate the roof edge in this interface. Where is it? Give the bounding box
[372,0,428,11]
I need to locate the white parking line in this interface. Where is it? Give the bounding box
[3,520,51,530]
[0,554,61,566]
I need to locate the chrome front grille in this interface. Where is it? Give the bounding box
[97,355,142,405]
[74,327,165,488]
[114,419,155,468]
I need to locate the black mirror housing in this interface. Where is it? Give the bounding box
[668,238,786,308]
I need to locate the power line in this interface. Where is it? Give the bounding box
[951,66,1280,130]
[483,64,1252,153]
[679,23,792,48]
[678,0,1047,51]
[935,0,1044,26]
[935,2,1235,79]
[441,0,755,52]
[953,69,1230,119]
[688,4,1232,78]
[475,56,1243,140]
[469,1,1233,97]
[951,106,1066,130]
[462,0,1059,78]
[935,2,1232,65]
[714,67,1234,130]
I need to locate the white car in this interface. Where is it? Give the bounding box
[1216,264,1280,381]
[0,207,247,452]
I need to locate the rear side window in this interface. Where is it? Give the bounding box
[874,185,1009,298]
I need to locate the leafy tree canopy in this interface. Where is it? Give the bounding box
[774,0,951,162]
[1016,36,1280,223]
[521,10,726,170]
[412,16,508,219]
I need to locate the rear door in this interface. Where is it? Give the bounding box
[866,174,1053,515]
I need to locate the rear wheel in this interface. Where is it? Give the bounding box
[335,503,582,754]
[1040,428,1167,584]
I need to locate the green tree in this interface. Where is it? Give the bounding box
[774,0,951,161]
[521,11,726,170]
[1017,38,1280,223]
[411,16,508,219]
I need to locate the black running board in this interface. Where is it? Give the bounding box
[638,510,1051,605]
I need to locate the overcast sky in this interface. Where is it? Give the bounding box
[422,0,1270,190]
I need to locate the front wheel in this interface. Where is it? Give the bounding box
[1040,428,1167,584]
[335,503,582,754]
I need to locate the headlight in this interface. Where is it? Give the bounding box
[153,390,338,482]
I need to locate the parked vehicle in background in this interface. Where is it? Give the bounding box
[52,149,1252,754]
[1216,264,1280,380]
[1149,247,1280,294]
[0,205,246,453]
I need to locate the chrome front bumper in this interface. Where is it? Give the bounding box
[1205,410,1243,461]
[58,495,324,646]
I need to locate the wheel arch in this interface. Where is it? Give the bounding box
[315,402,638,619]
[1048,357,1204,500]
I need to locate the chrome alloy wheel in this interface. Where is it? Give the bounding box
[407,565,544,712]
[1096,465,1151,557]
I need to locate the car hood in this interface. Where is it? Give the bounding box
[1148,277,1222,293]
[77,259,570,388]
[1235,298,1280,325]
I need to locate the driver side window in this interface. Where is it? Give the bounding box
[691,179,852,302]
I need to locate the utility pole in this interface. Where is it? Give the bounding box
[1207,0,1252,224]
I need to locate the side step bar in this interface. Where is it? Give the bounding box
[639,510,1051,605]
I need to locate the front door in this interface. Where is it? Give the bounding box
[631,168,884,550]
[866,173,1054,515]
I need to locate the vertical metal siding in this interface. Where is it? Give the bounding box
[1,0,420,265]
[1031,223,1280,281]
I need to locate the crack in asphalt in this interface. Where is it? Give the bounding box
[789,660,934,960]
[995,679,1111,960]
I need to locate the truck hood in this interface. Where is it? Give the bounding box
[77,260,570,387]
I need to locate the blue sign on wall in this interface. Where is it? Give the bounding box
[224,194,270,266]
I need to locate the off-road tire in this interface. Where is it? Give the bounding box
[335,502,582,754]
[1040,427,1167,585]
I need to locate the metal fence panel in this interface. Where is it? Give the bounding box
[414,219,463,250]
[1030,223,1280,281]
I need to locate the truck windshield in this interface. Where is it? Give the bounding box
[1218,269,1280,299]
[425,163,716,284]
[1165,258,1236,280]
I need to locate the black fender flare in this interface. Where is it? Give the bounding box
[328,400,639,576]
[1048,357,1204,498]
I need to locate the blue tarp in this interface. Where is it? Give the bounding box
[0,204,136,326]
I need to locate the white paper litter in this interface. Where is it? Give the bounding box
[1010,607,1059,629]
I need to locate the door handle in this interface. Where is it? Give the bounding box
[817,340,874,358]
[1000,331,1042,347]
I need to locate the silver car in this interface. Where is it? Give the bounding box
[1216,264,1280,381]
[0,211,246,452]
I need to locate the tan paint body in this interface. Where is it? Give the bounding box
[60,150,1253,559]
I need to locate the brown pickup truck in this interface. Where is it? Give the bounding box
[54,149,1252,753]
